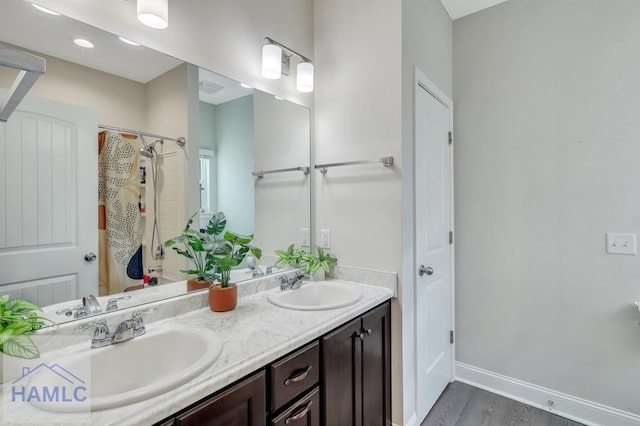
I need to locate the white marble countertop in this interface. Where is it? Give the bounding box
[1,278,393,426]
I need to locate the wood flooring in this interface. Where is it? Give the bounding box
[421,382,585,426]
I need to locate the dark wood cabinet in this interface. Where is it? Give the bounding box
[321,302,391,426]
[270,341,319,412]
[155,300,390,426]
[271,387,320,426]
[174,370,266,426]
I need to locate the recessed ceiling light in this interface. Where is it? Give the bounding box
[240,83,252,89]
[118,36,141,46]
[31,3,60,15]
[73,38,94,49]
[274,96,283,101]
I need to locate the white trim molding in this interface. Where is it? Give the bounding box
[391,412,418,426]
[456,362,640,426]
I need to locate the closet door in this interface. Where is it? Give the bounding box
[0,91,98,305]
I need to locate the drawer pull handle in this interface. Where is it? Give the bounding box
[285,400,313,424]
[284,365,312,386]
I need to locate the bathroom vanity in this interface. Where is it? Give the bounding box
[153,301,391,425]
[3,277,394,426]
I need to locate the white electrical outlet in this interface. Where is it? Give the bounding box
[300,228,310,247]
[320,229,331,249]
[606,233,637,255]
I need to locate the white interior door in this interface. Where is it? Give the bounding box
[0,92,98,306]
[415,79,453,421]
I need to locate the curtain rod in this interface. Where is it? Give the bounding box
[98,124,186,147]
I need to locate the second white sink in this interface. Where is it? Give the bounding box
[28,324,223,412]
[268,281,363,311]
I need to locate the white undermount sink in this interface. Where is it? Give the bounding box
[27,324,223,412]
[267,281,363,311]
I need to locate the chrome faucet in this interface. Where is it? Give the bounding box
[105,295,131,312]
[148,265,163,274]
[57,294,101,319]
[74,308,156,348]
[83,294,102,316]
[246,254,265,277]
[280,273,307,291]
[58,294,133,318]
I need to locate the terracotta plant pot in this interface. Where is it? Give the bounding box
[187,278,213,292]
[209,284,238,312]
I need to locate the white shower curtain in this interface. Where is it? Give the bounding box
[98,130,144,295]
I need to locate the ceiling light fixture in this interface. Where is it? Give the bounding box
[31,3,60,15]
[137,0,168,29]
[118,36,141,46]
[73,38,94,49]
[262,37,314,93]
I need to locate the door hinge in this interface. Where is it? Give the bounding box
[450,330,454,344]
[448,131,453,145]
[449,231,453,245]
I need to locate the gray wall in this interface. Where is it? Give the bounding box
[215,95,254,235]
[314,0,453,423]
[401,0,453,422]
[199,101,217,213]
[454,0,640,413]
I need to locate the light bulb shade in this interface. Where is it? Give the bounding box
[137,0,168,29]
[262,44,282,79]
[296,61,314,93]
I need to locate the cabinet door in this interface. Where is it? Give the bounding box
[321,316,362,426]
[175,370,266,426]
[361,302,391,426]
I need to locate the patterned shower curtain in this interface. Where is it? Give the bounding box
[98,130,144,295]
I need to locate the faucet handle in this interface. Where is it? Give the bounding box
[74,319,111,347]
[56,304,87,319]
[131,307,158,335]
[74,319,108,332]
[105,295,132,312]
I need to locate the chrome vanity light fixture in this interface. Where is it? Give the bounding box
[137,0,168,29]
[262,37,314,93]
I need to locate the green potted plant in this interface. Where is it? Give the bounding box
[209,231,262,312]
[275,245,337,280]
[301,247,338,280]
[0,296,53,382]
[274,244,305,270]
[164,212,226,292]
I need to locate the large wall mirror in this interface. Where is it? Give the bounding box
[0,0,311,325]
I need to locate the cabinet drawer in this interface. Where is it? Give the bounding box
[271,341,319,412]
[175,370,266,426]
[271,387,319,426]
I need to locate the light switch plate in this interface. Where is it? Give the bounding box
[300,228,310,247]
[606,233,637,255]
[320,229,331,249]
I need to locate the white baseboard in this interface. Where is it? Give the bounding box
[392,412,417,426]
[456,362,640,426]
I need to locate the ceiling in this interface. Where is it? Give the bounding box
[198,68,254,106]
[440,0,511,20]
[0,0,182,83]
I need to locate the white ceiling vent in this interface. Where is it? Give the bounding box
[199,80,224,94]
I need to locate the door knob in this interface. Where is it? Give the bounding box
[418,265,433,276]
[84,252,97,262]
